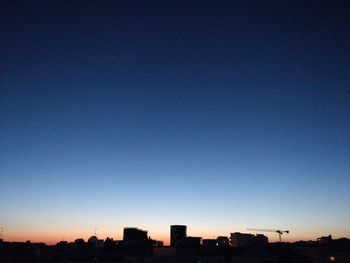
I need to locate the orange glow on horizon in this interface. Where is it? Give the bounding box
[4,229,350,246]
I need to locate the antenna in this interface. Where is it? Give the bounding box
[94,228,98,236]
[0,227,4,239]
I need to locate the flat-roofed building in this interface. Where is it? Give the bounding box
[170,225,187,247]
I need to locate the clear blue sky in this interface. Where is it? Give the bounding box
[1,1,349,243]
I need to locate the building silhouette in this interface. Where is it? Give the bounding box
[230,232,268,247]
[123,227,148,242]
[203,236,230,249]
[256,234,269,245]
[317,235,332,244]
[202,239,218,249]
[217,236,230,247]
[170,225,187,246]
[176,236,201,248]
[88,236,104,248]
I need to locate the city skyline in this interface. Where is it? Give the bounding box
[2,224,344,263]
[0,222,346,246]
[1,0,349,247]
[0,223,319,245]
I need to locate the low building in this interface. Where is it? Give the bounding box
[256,234,269,245]
[177,236,201,248]
[202,239,218,249]
[230,232,268,247]
[88,236,104,248]
[317,235,332,244]
[217,236,230,247]
[152,240,164,247]
[123,227,148,243]
[203,236,230,249]
[230,233,256,247]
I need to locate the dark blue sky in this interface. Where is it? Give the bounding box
[1,1,349,242]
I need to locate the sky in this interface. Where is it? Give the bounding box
[1,1,349,244]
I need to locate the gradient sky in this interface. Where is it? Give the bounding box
[1,1,349,244]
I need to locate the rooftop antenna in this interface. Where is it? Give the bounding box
[0,227,4,239]
[94,228,98,236]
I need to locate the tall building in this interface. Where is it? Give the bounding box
[123,227,148,242]
[170,225,187,246]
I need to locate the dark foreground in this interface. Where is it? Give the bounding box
[1,238,350,263]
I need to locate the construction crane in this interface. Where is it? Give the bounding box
[247,228,289,242]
